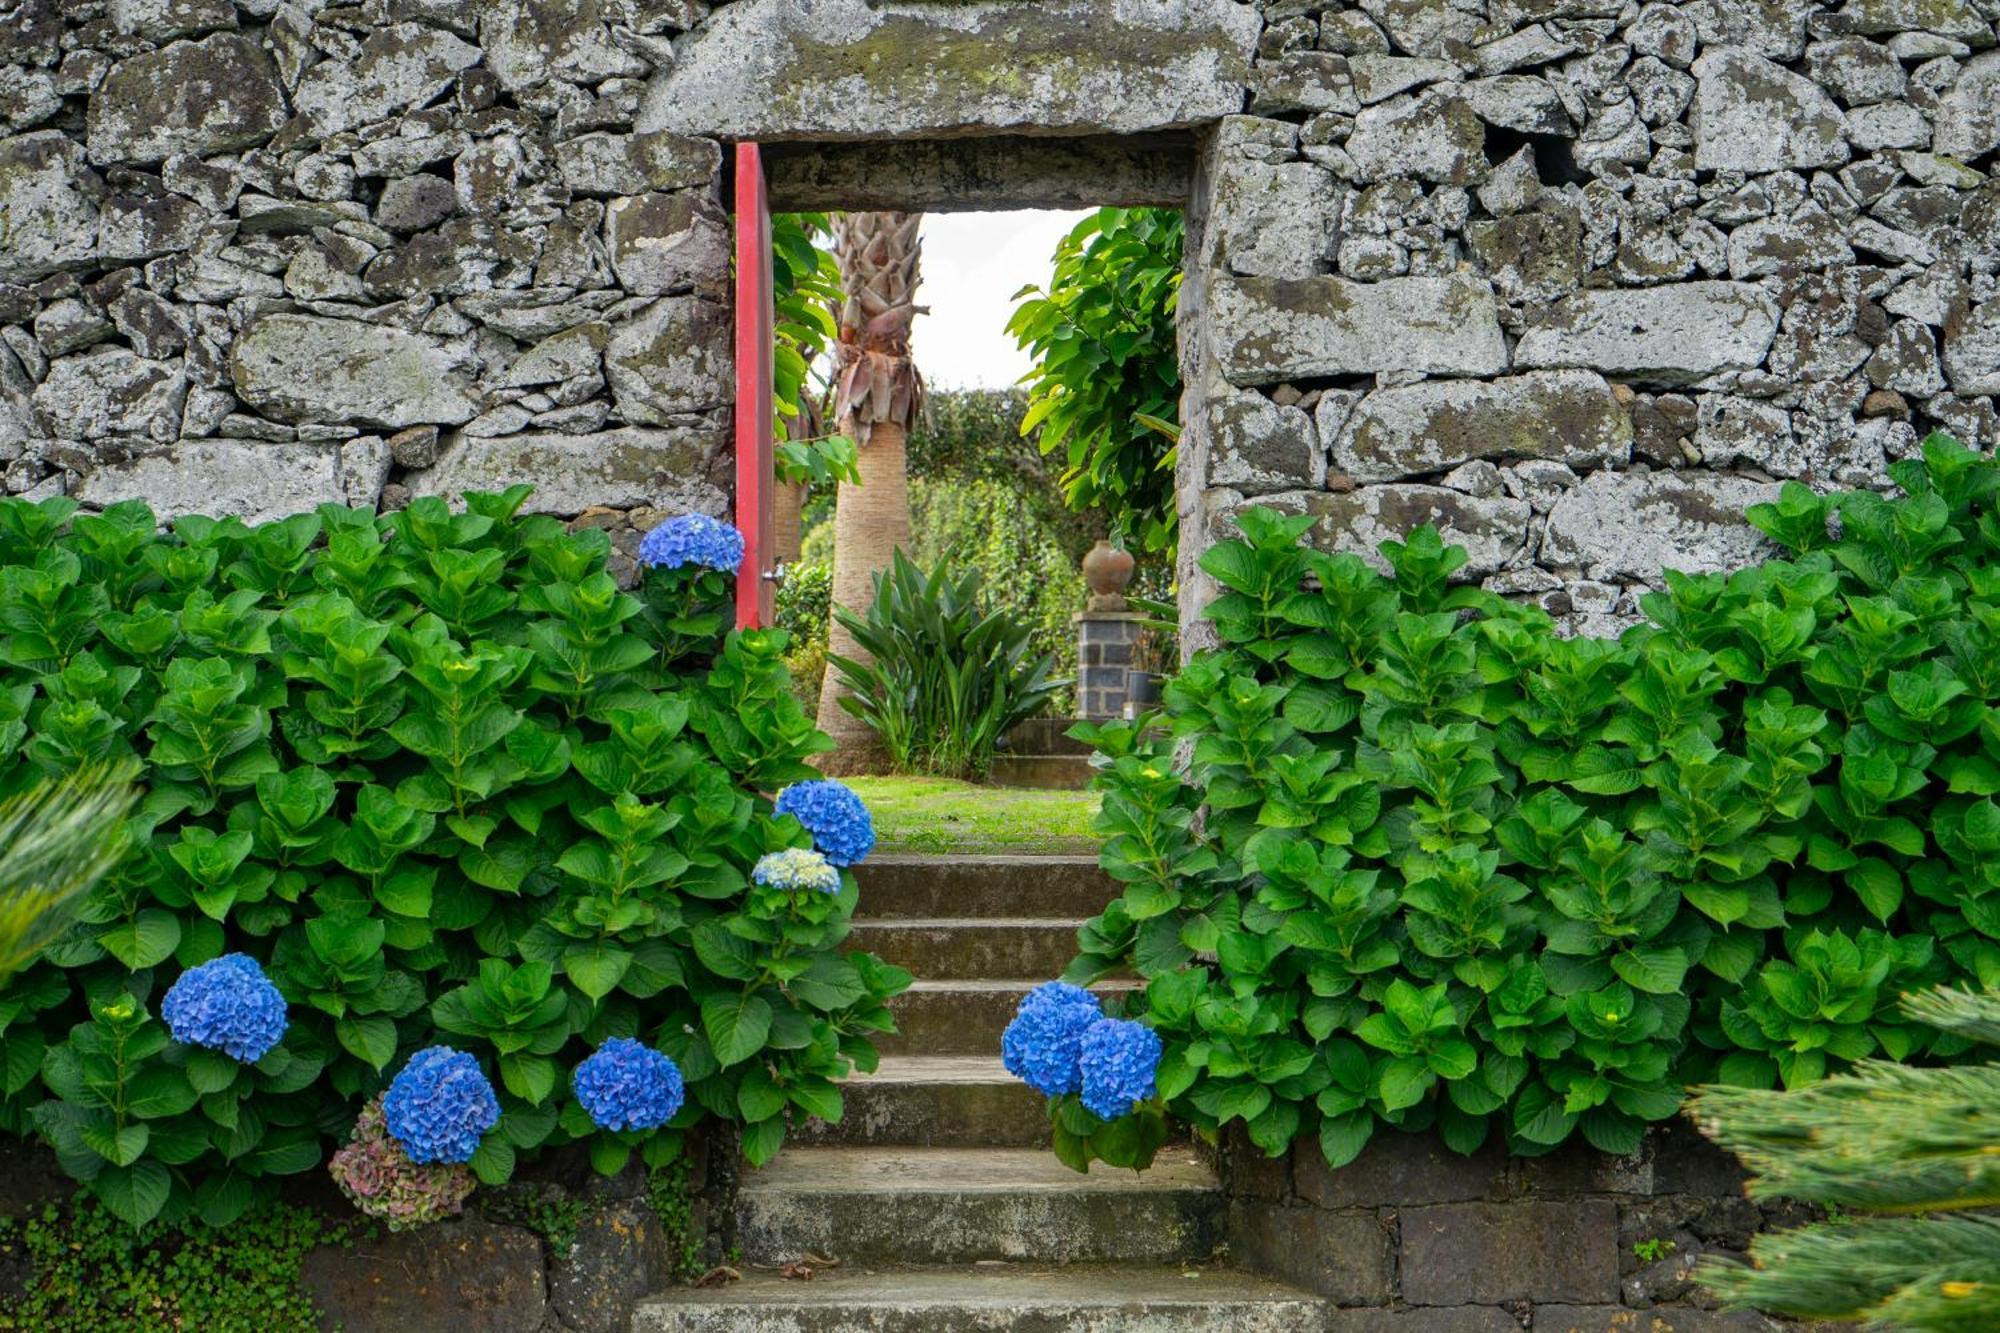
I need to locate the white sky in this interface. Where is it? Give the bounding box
[911,210,1094,390]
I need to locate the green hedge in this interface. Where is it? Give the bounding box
[0,489,906,1228]
[1068,435,2000,1170]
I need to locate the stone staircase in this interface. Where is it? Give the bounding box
[988,719,1096,790]
[634,854,1330,1330]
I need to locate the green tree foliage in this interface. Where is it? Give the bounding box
[0,762,139,980]
[0,491,907,1229]
[829,552,1064,780]
[1008,208,1183,555]
[1690,985,2000,1330]
[771,212,841,442]
[1061,434,2000,1172]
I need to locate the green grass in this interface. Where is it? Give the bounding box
[845,776,1101,854]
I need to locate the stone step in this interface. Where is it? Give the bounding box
[793,1057,1047,1148]
[847,918,1085,980]
[879,979,1143,1057]
[987,752,1095,790]
[1000,716,1095,756]
[734,1146,1221,1266]
[853,855,1116,921]
[631,1263,1330,1332]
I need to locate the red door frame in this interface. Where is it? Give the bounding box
[732,142,776,629]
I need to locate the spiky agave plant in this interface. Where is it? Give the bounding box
[0,762,140,980]
[1688,985,2000,1330]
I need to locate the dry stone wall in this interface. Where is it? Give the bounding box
[1180,0,2000,642]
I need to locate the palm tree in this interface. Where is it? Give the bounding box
[814,212,924,772]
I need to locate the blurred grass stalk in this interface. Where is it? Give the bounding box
[0,761,141,981]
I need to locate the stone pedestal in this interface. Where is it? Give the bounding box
[1075,610,1146,721]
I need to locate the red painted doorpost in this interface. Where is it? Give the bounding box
[733,142,776,629]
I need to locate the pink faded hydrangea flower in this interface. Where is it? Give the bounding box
[329,1094,477,1230]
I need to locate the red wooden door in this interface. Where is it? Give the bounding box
[732,142,776,629]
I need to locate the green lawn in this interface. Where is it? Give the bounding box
[846,776,1102,855]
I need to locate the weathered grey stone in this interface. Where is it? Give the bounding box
[1945,301,2000,395]
[1516,283,1782,384]
[1846,103,1930,152]
[405,426,727,516]
[1345,88,1486,185]
[1232,485,1531,578]
[231,314,479,428]
[386,424,439,469]
[548,1199,672,1333]
[294,23,480,137]
[1937,52,2000,163]
[641,0,1261,140]
[109,0,235,42]
[0,66,58,129]
[352,131,472,179]
[1868,318,1946,397]
[1475,23,1579,75]
[1630,57,1697,126]
[504,323,608,389]
[1401,1201,1621,1305]
[1691,49,1848,173]
[1804,38,1907,106]
[1628,3,1699,68]
[1696,395,1803,475]
[1502,459,1582,512]
[375,175,457,234]
[1462,75,1572,135]
[1836,0,1990,41]
[88,34,287,165]
[484,0,650,93]
[1211,273,1508,385]
[1728,205,1855,279]
[1224,1202,1393,1306]
[604,297,732,423]
[302,1217,546,1333]
[1535,1310,1783,1332]
[106,288,187,359]
[558,131,720,197]
[1294,1133,1505,1209]
[33,350,185,441]
[77,438,368,521]
[1347,54,1456,106]
[0,132,98,280]
[1210,160,1340,279]
[33,299,113,357]
[363,219,538,299]
[1542,471,1783,581]
[1468,210,1584,303]
[1331,371,1633,484]
[604,192,730,298]
[1207,389,1321,493]
[1250,53,1360,117]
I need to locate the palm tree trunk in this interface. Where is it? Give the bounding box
[814,417,909,771]
[773,479,805,566]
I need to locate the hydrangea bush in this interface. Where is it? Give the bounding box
[329,1095,476,1230]
[0,491,907,1228]
[1001,982,1167,1169]
[572,1037,685,1133]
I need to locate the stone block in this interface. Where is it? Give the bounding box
[1327,1310,1518,1332]
[404,427,728,517]
[1945,300,2000,396]
[1295,1132,1505,1209]
[1212,273,1508,385]
[231,314,480,429]
[294,23,482,137]
[1515,283,1780,385]
[484,0,651,93]
[604,298,733,423]
[1936,50,2000,162]
[1534,1309,1784,1332]
[1345,88,1487,184]
[1331,371,1632,484]
[34,350,184,441]
[1226,1201,1393,1306]
[1837,0,1990,40]
[87,34,286,165]
[1207,389,1322,492]
[1691,49,1847,173]
[1400,1200,1621,1305]
[0,131,99,280]
[640,0,1260,140]
[77,439,379,523]
[1229,486,1530,579]
[301,1216,546,1333]
[1209,159,1342,280]
[1540,472,1782,582]
[548,1199,672,1333]
[604,192,730,299]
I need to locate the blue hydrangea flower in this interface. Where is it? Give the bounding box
[638,513,745,574]
[383,1046,501,1165]
[752,848,841,894]
[1001,982,1103,1097]
[572,1037,686,1133]
[1079,1018,1163,1121]
[161,953,287,1063]
[773,780,875,867]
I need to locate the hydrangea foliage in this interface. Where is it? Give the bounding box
[773,780,876,867]
[572,1038,687,1133]
[160,953,287,1063]
[751,848,841,895]
[1001,982,1103,1097]
[1078,1018,1163,1120]
[638,513,745,574]
[329,1095,476,1230]
[382,1047,502,1166]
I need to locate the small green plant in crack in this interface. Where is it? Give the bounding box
[646,1155,709,1283]
[1633,1237,1678,1264]
[476,1185,590,1256]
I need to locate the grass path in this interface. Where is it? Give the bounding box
[845,776,1101,855]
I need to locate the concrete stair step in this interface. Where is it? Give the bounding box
[793,1057,1046,1148]
[631,1263,1330,1332]
[853,855,1116,921]
[1001,717,1095,756]
[987,753,1095,790]
[848,919,1085,980]
[879,979,1143,1057]
[734,1146,1221,1266]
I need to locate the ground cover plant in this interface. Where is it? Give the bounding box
[1029,434,2000,1173]
[843,777,1099,855]
[0,490,907,1231]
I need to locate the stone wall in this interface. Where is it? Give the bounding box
[0,0,735,526]
[1178,0,2000,642]
[1219,1122,1806,1330]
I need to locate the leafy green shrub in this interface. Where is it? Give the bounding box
[830,551,1064,780]
[1008,208,1183,555]
[0,489,908,1230]
[1691,985,2000,1330]
[1064,434,2000,1171]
